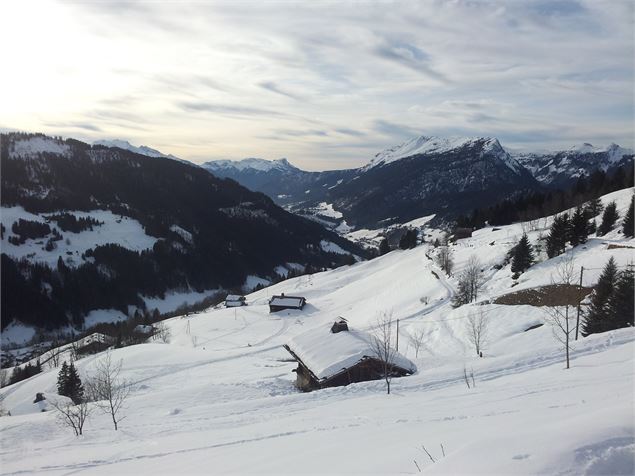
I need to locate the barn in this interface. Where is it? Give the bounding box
[269,293,306,313]
[283,319,416,391]
[225,294,246,308]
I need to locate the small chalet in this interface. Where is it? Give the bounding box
[225,294,247,308]
[283,320,416,391]
[269,293,306,313]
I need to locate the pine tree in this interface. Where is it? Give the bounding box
[66,362,84,404]
[623,195,634,238]
[57,361,69,396]
[606,266,634,330]
[399,229,417,250]
[511,234,534,275]
[378,238,390,256]
[582,257,619,336]
[569,206,589,246]
[585,197,603,218]
[598,201,619,235]
[546,214,569,258]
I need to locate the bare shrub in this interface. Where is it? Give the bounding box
[370,312,397,394]
[466,309,490,356]
[453,255,485,307]
[436,246,454,276]
[51,399,91,436]
[85,351,132,430]
[544,254,578,369]
[153,322,171,343]
[408,328,426,358]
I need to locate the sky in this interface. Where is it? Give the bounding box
[1,0,633,170]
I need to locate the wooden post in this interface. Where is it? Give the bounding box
[396,319,400,352]
[575,266,584,340]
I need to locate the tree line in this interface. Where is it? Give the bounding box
[456,163,633,229]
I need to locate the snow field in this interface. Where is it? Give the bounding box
[1,187,633,474]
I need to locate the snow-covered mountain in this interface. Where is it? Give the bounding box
[363,136,523,174]
[204,157,299,173]
[2,186,633,475]
[203,136,538,229]
[1,132,364,333]
[93,139,196,166]
[93,139,171,158]
[513,142,633,189]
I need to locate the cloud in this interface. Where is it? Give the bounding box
[335,128,366,137]
[259,81,302,100]
[1,0,632,169]
[177,101,288,119]
[374,40,449,83]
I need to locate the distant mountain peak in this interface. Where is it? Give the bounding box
[93,139,170,159]
[362,135,525,175]
[363,135,502,170]
[203,157,299,173]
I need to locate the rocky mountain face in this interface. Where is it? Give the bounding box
[512,143,633,189]
[1,133,364,332]
[206,136,539,230]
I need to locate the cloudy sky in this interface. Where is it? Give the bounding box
[1,0,632,170]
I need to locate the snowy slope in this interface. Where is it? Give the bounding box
[1,188,633,475]
[1,207,159,268]
[9,136,71,158]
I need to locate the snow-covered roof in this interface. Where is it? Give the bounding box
[285,324,416,381]
[226,294,245,301]
[269,295,305,308]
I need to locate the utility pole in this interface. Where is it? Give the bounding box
[396,319,400,351]
[575,266,584,340]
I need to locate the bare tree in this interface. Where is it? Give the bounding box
[436,246,454,276]
[544,254,577,369]
[86,351,132,430]
[153,322,171,343]
[466,309,490,356]
[453,255,485,306]
[51,399,91,436]
[408,328,426,358]
[370,312,398,395]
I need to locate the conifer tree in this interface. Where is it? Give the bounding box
[399,229,418,250]
[582,257,618,336]
[511,234,534,275]
[598,201,619,235]
[57,361,69,396]
[623,195,634,238]
[606,266,634,330]
[378,238,390,256]
[546,214,569,258]
[569,206,589,246]
[585,197,603,218]
[66,362,84,404]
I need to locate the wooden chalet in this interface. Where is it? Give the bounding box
[283,319,416,391]
[225,294,247,308]
[269,293,306,313]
